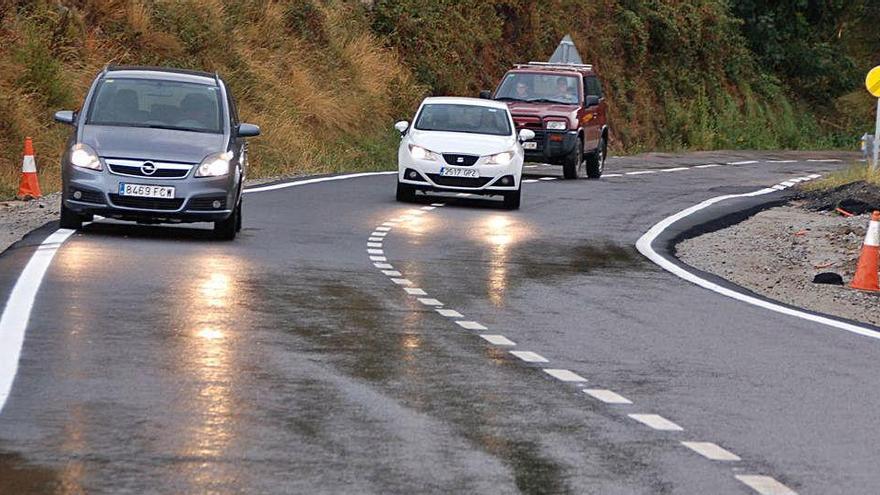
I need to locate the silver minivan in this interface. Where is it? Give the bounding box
[54,66,260,240]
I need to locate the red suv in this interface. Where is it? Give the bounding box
[485,62,608,179]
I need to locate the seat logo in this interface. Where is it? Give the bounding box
[141,162,157,175]
[456,157,464,163]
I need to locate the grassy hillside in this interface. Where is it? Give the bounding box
[0,0,876,198]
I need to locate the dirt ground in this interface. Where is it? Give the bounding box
[677,204,880,327]
[0,193,61,254]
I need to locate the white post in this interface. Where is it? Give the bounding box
[874,98,880,171]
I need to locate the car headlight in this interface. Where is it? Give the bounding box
[545,120,567,130]
[69,143,102,171]
[486,151,514,165]
[195,151,233,177]
[409,144,440,161]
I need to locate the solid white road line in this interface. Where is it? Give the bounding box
[243,171,397,193]
[728,160,758,165]
[509,351,549,363]
[543,369,588,383]
[539,177,557,181]
[766,160,796,163]
[456,321,487,331]
[637,175,880,342]
[418,298,443,306]
[807,158,841,163]
[661,167,690,172]
[734,475,798,495]
[694,164,721,168]
[382,270,401,277]
[626,171,656,175]
[480,335,516,346]
[404,287,427,296]
[0,229,76,412]
[522,179,539,183]
[602,173,623,177]
[681,441,741,461]
[390,278,412,286]
[628,414,684,431]
[436,308,463,318]
[583,389,633,404]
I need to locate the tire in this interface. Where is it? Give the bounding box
[562,136,584,179]
[396,181,416,202]
[503,187,521,210]
[586,135,606,179]
[214,202,239,240]
[59,203,83,230]
[235,199,243,232]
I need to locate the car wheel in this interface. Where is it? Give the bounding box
[587,136,606,179]
[214,203,239,240]
[235,200,243,232]
[563,136,584,180]
[59,203,83,230]
[396,181,416,202]
[503,187,521,210]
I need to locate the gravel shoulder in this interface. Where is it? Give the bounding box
[0,193,61,255]
[677,203,880,327]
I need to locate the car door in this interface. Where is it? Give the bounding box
[584,75,606,149]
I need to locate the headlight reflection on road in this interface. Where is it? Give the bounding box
[481,215,524,307]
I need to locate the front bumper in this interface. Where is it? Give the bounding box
[63,166,237,223]
[398,155,522,195]
[523,130,578,164]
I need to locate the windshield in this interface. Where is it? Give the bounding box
[87,78,224,134]
[495,72,580,105]
[414,104,512,136]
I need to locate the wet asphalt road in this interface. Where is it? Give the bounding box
[0,151,872,494]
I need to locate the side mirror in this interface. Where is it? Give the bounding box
[54,110,75,125]
[479,90,493,100]
[585,95,600,108]
[518,129,536,142]
[238,123,260,137]
[394,120,409,135]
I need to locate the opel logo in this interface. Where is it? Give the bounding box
[141,161,157,176]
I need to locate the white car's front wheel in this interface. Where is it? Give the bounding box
[396,180,416,203]
[503,187,521,210]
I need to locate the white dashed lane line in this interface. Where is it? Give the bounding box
[625,170,656,175]
[694,163,722,168]
[727,160,758,165]
[456,321,488,331]
[583,388,633,405]
[367,249,384,255]
[661,167,690,172]
[374,262,393,269]
[390,278,412,286]
[367,242,383,247]
[436,308,463,318]
[509,351,549,363]
[418,298,443,307]
[481,335,516,346]
[375,226,391,232]
[404,287,427,296]
[628,414,684,431]
[369,256,387,262]
[681,442,741,461]
[543,369,588,383]
[735,475,798,495]
[382,270,401,276]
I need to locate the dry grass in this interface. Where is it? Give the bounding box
[801,162,880,191]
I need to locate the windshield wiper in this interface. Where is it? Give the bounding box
[527,98,572,105]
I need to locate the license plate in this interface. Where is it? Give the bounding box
[118,183,175,199]
[439,167,479,178]
[523,141,538,150]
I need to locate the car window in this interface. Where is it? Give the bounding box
[87,78,224,134]
[585,76,603,99]
[495,73,580,104]
[414,104,512,136]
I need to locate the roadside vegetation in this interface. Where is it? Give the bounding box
[1,0,878,198]
[801,163,880,191]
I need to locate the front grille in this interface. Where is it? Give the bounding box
[442,153,479,166]
[69,187,105,204]
[108,194,184,211]
[426,174,492,188]
[188,196,227,211]
[526,129,546,152]
[108,163,190,179]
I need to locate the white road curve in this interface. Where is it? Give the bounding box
[636,175,880,342]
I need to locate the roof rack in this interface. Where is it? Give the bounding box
[103,65,217,79]
[515,61,593,71]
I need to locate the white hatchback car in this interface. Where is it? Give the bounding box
[394,97,534,209]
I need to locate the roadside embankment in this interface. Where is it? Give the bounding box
[677,203,880,327]
[0,193,61,255]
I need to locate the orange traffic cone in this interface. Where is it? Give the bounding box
[17,137,42,200]
[851,211,880,291]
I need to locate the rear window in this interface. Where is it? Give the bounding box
[414,104,512,136]
[87,78,224,134]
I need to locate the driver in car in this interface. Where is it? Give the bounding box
[514,81,531,100]
[556,77,577,104]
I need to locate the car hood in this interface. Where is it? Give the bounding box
[81,125,228,163]
[409,130,516,156]
[504,101,579,120]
